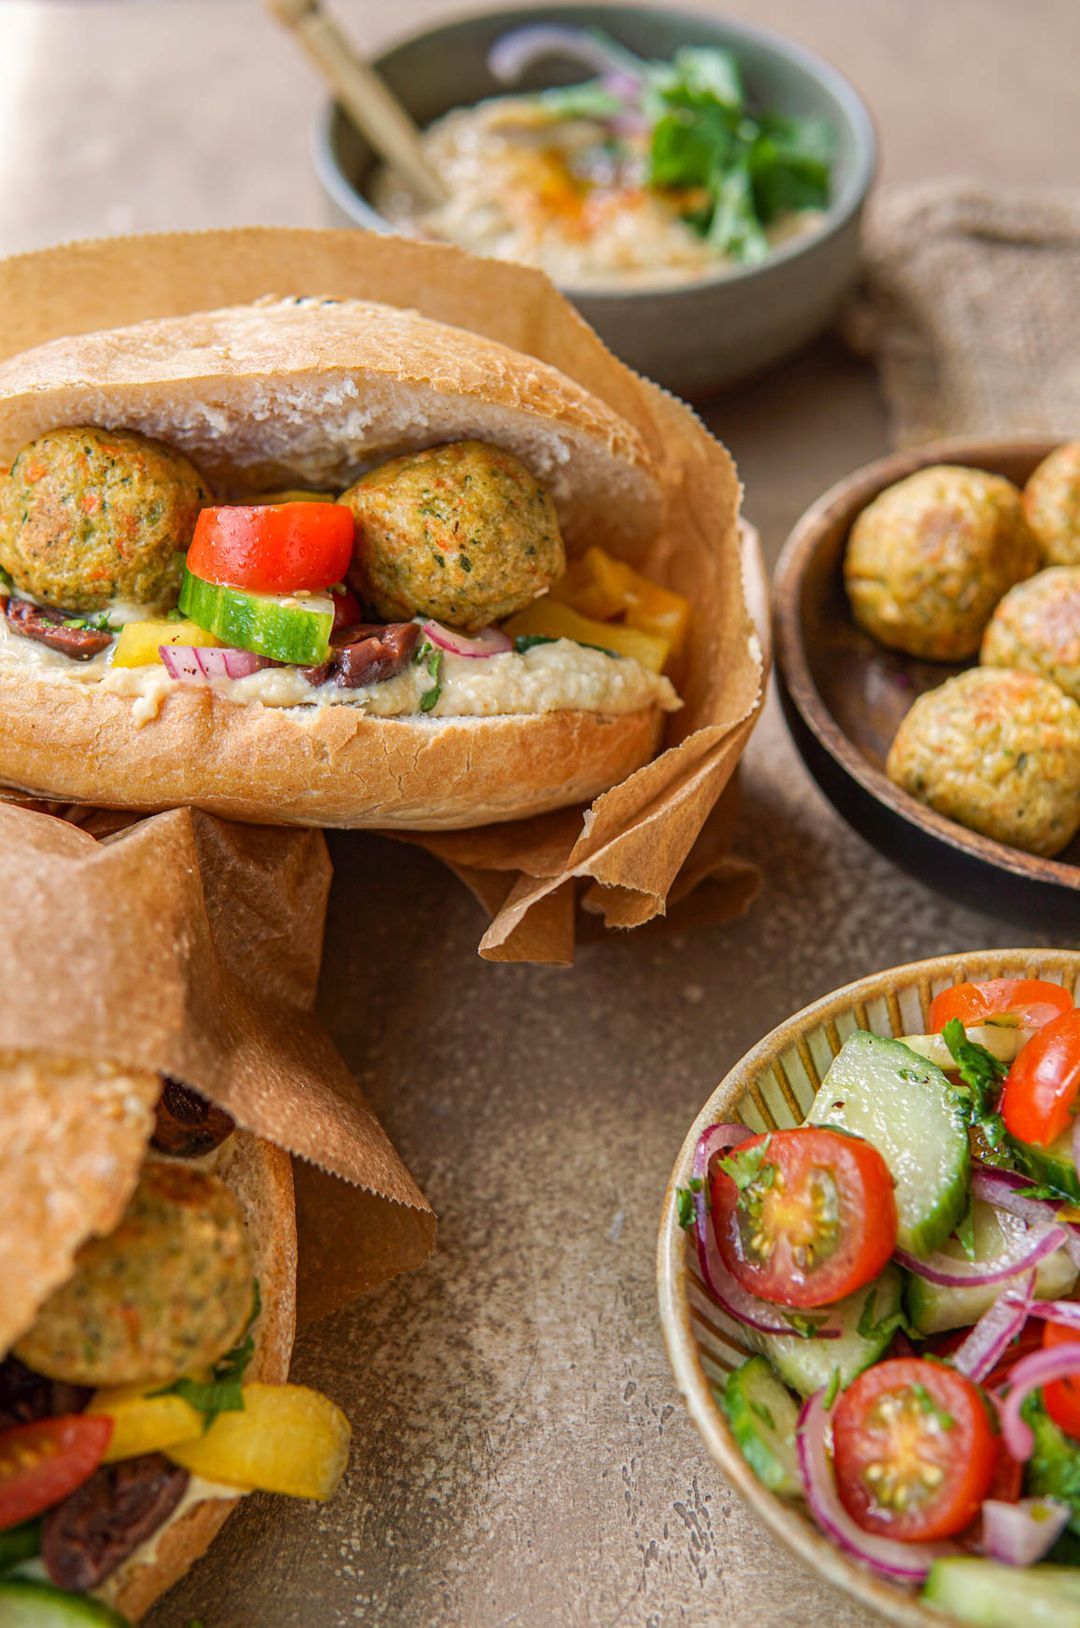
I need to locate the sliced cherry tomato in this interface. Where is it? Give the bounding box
[0,1415,112,1530]
[1040,1319,1080,1441]
[330,585,363,636]
[186,504,355,594]
[708,1127,897,1309]
[832,1358,997,1540]
[932,1320,1044,1394]
[930,978,1073,1035]
[1000,1011,1080,1147]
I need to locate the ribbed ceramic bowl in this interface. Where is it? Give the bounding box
[658,947,1080,1628]
[311,4,876,397]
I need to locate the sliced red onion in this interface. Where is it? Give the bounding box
[796,1390,959,1582]
[949,1273,1035,1382]
[981,1496,1071,1566]
[421,621,512,659]
[488,25,641,86]
[1000,1342,1080,1460]
[159,644,268,682]
[1027,1299,1080,1330]
[894,1224,1067,1288]
[689,1123,840,1341]
[973,1166,1080,1267]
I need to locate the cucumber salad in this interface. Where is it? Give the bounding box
[678,976,1080,1626]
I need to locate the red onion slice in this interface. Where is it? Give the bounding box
[981,1496,1071,1566]
[973,1167,1080,1234]
[159,645,268,682]
[1027,1299,1080,1330]
[421,621,512,659]
[999,1341,1080,1460]
[796,1390,959,1582]
[689,1123,841,1341]
[894,1224,1067,1288]
[949,1273,1036,1382]
[488,25,641,86]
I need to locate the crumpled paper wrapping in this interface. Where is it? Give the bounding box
[0,227,766,963]
[845,179,1080,446]
[0,797,435,1327]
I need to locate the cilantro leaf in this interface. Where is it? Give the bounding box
[856,1287,918,1344]
[153,1279,261,1432]
[719,1135,773,1193]
[675,1185,696,1229]
[823,1368,842,1410]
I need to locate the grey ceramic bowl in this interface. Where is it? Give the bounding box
[311,5,877,398]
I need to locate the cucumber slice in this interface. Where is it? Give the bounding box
[906,1199,1079,1334]
[1013,1129,1080,1202]
[746,1264,903,1398]
[0,1580,128,1624]
[1024,1396,1080,1536]
[923,1558,1080,1626]
[720,1356,801,1494]
[179,567,333,665]
[809,1031,970,1257]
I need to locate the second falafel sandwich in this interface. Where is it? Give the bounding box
[0,297,688,828]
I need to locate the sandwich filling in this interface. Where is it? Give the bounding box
[0,428,684,728]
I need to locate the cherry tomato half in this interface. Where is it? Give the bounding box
[930,978,1073,1035]
[0,1415,112,1530]
[709,1127,897,1310]
[330,585,364,636]
[832,1358,997,1541]
[1000,1011,1080,1147]
[186,504,355,594]
[1040,1320,1080,1441]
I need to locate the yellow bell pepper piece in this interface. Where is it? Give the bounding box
[112,619,223,668]
[166,1383,351,1500]
[91,1385,204,1462]
[549,547,691,658]
[503,599,670,673]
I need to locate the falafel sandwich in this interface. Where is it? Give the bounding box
[0,297,688,827]
[0,1060,349,1624]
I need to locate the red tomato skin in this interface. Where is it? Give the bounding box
[1040,1321,1080,1441]
[709,1127,897,1310]
[1001,1011,1080,1147]
[0,1415,112,1530]
[832,1359,997,1541]
[187,504,355,594]
[930,979,1073,1035]
[331,585,364,635]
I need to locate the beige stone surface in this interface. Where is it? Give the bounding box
[1,2,1077,1623]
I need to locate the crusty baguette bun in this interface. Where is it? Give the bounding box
[0,298,671,827]
[98,1132,296,1623]
[0,297,662,551]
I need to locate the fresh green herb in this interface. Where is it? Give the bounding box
[153,1280,261,1431]
[0,565,12,592]
[911,1382,954,1430]
[719,1135,773,1193]
[942,1018,1011,1156]
[782,1310,831,1340]
[823,1368,842,1411]
[675,1185,696,1229]
[0,1518,41,1577]
[856,1287,918,1344]
[419,643,444,713]
[513,633,621,659]
[750,1399,776,1429]
[956,1195,977,1261]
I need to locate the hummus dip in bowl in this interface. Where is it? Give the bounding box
[312,4,876,397]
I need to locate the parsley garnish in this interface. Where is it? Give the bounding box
[513,633,621,659]
[782,1310,831,1340]
[823,1368,842,1411]
[856,1287,917,1344]
[153,1279,261,1431]
[675,1186,695,1229]
[416,642,443,713]
[719,1136,773,1193]
[942,1019,1011,1155]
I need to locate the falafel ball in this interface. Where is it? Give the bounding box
[1024,442,1080,566]
[340,440,565,632]
[15,1161,254,1387]
[981,567,1080,703]
[886,667,1080,857]
[0,426,211,613]
[844,466,1040,661]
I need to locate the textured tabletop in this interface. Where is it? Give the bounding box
[2,2,1077,1623]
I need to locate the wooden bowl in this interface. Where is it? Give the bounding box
[657,947,1080,1628]
[773,438,1080,930]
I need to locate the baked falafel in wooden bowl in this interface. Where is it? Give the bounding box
[773,439,1080,930]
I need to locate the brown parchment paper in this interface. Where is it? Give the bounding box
[0,798,435,1326]
[0,227,766,963]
